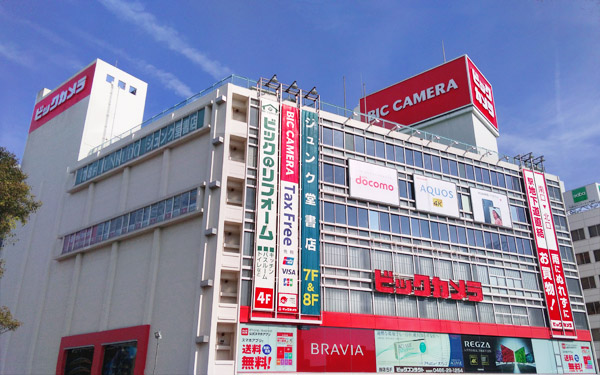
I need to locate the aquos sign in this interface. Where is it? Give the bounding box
[414,175,460,218]
[348,159,399,206]
[360,55,498,130]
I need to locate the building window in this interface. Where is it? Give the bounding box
[64,346,94,375]
[571,228,586,241]
[576,252,591,265]
[594,249,600,262]
[581,276,596,290]
[129,86,137,95]
[106,74,114,83]
[102,341,137,374]
[118,80,126,90]
[587,301,600,315]
[588,224,600,238]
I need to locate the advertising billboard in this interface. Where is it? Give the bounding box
[276,104,300,313]
[252,99,280,311]
[461,335,535,373]
[348,159,399,206]
[522,169,575,335]
[29,63,96,133]
[375,331,463,373]
[237,324,296,372]
[470,188,512,228]
[558,341,596,373]
[565,183,600,211]
[296,326,376,373]
[360,56,497,130]
[300,110,321,315]
[414,175,460,218]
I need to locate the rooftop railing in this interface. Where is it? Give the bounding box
[88,74,535,170]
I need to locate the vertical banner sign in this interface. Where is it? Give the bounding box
[277,104,300,313]
[522,169,574,335]
[252,99,280,311]
[533,171,575,333]
[300,110,320,315]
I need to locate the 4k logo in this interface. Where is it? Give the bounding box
[433,198,443,207]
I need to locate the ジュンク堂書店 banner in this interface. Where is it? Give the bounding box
[300,110,320,315]
[252,99,280,311]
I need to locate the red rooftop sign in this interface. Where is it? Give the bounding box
[29,63,96,133]
[360,55,498,130]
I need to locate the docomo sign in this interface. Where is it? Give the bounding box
[30,63,96,133]
[348,159,399,206]
[360,55,498,130]
[374,270,483,302]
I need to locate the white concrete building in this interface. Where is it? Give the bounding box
[565,184,600,368]
[1,59,597,375]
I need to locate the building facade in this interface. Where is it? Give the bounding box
[564,183,600,368]
[0,58,597,375]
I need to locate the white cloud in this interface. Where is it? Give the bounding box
[0,42,34,68]
[75,30,194,98]
[98,0,231,79]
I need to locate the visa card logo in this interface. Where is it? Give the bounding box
[283,257,294,265]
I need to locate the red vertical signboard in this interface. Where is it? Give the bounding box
[522,169,576,337]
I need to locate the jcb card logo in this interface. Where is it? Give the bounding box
[572,187,588,203]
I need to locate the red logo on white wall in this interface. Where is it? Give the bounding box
[29,63,96,133]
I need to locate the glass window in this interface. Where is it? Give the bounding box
[431,156,441,172]
[423,153,432,170]
[64,347,94,375]
[366,139,375,156]
[512,176,521,192]
[465,164,475,180]
[439,223,449,242]
[411,218,421,237]
[413,151,423,168]
[323,163,334,183]
[457,226,467,245]
[497,172,506,188]
[420,219,430,238]
[481,168,491,184]
[324,202,335,223]
[500,235,509,252]
[475,230,484,247]
[491,233,501,250]
[326,288,349,313]
[334,165,345,185]
[474,167,483,183]
[385,144,395,161]
[355,135,365,154]
[118,80,126,90]
[379,212,390,232]
[350,290,373,314]
[400,216,411,235]
[102,341,137,375]
[391,214,401,234]
[345,133,354,151]
[405,149,414,165]
[358,208,369,228]
[324,243,348,267]
[375,141,385,158]
[458,162,466,178]
[407,181,414,200]
[449,225,458,243]
[449,160,458,176]
[333,129,344,148]
[349,246,370,269]
[347,206,358,227]
[430,222,440,241]
[395,146,405,163]
[335,203,346,224]
[398,180,408,199]
[322,127,333,145]
[106,74,114,83]
[369,210,380,230]
[489,170,498,186]
[441,158,450,174]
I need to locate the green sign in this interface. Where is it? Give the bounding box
[572,187,588,203]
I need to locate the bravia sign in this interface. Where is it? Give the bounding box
[360,55,498,130]
[348,159,399,206]
[29,63,96,133]
[414,175,460,218]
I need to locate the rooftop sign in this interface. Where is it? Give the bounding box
[360,55,498,130]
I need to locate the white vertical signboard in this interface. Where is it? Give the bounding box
[252,99,280,311]
[276,104,300,313]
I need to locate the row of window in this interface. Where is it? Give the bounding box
[62,189,198,254]
[571,224,600,241]
[322,202,535,256]
[75,109,205,185]
[575,249,600,265]
[106,74,137,95]
[322,127,526,193]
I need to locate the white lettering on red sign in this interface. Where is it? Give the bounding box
[35,76,87,121]
[367,79,458,119]
[310,343,364,356]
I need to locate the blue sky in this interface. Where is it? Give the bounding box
[1,1,598,190]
